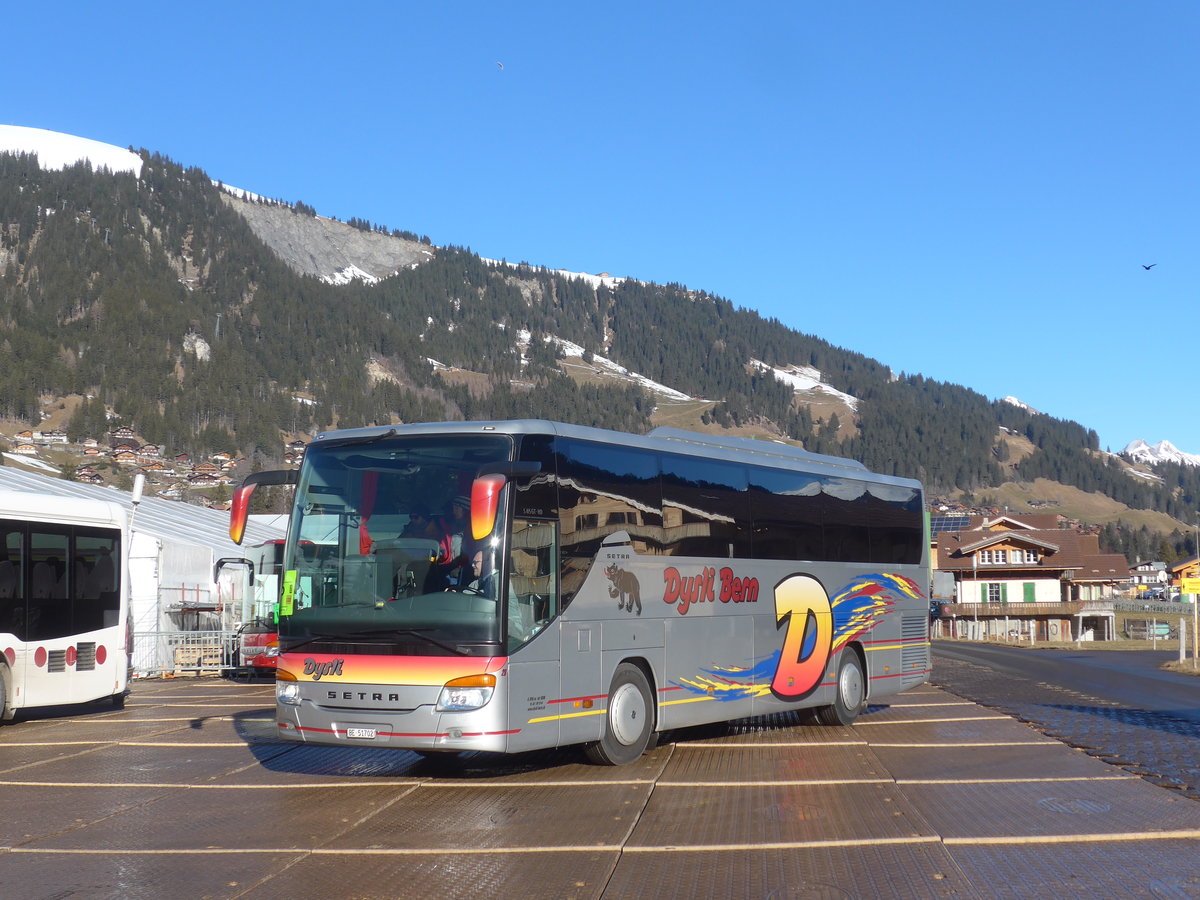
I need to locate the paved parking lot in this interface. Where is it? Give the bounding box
[2,677,1200,899]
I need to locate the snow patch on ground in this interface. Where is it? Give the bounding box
[749,360,859,410]
[2,453,60,473]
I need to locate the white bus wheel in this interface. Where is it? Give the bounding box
[815,651,866,726]
[585,662,655,765]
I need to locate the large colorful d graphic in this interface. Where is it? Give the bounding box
[771,574,832,699]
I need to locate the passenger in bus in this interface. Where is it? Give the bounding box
[401,508,433,538]
[429,497,471,589]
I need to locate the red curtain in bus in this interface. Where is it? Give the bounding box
[358,470,379,555]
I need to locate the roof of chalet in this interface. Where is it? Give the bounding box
[1170,557,1200,574]
[0,467,284,557]
[958,532,1062,554]
[937,519,1130,582]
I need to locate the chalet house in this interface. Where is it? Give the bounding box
[1170,557,1200,591]
[109,427,137,444]
[15,430,33,441]
[211,452,231,463]
[36,430,68,444]
[192,462,220,476]
[83,446,102,457]
[175,452,191,464]
[1128,561,1166,588]
[933,514,1129,642]
[139,444,162,458]
[14,443,37,456]
[112,450,139,466]
[188,473,221,487]
[81,438,99,449]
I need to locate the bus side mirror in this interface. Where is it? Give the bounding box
[471,474,507,541]
[471,462,542,541]
[214,557,255,585]
[229,470,298,544]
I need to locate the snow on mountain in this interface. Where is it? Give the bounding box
[1001,396,1042,415]
[0,125,142,176]
[522,332,692,401]
[749,360,859,410]
[324,264,381,286]
[1122,439,1200,468]
[483,258,623,289]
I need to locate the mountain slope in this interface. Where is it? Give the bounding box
[2,129,1199,562]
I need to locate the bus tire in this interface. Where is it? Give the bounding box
[110,691,126,710]
[815,650,866,727]
[585,662,655,766]
[0,666,9,723]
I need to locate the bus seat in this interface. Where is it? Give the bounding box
[32,558,63,599]
[0,560,16,599]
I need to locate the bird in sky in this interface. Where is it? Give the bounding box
[496,61,504,70]
[1142,264,1156,270]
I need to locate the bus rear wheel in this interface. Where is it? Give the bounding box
[814,651,866,726]
[585,662,655,766]
[0,666,10,723]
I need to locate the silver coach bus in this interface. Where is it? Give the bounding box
[228,421,930,764]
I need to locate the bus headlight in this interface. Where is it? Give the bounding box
[436,674,496,711]
[277,681,301,706]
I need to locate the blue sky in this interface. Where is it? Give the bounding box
[6,2,1197,453]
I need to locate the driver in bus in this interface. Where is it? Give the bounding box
[466,549,533,647]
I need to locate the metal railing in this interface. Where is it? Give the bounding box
[131,629,237,678]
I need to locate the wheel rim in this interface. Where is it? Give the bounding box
[838,661,863,710]
[609,682,647,745]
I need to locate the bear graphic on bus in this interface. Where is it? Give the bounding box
[605,563,642,615]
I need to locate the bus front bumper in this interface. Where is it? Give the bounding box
[276,683,512,753]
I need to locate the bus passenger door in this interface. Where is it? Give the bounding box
[504,517,569,752]
[558,622,603,746]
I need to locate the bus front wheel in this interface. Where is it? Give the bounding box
[814,651,866,726]
[585,662,655,766]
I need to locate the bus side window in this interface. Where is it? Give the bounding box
[509,518,558,642]
[0,531,21,639]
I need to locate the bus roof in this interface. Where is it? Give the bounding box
[308,420,920,489]
[0,490,126,528]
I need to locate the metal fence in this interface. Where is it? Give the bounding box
[131,629,237,678]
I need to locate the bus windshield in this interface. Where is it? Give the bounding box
[279,433,513,656]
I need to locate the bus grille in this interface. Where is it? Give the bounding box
[76,642,97,671]
[47,649,67,673]
[900,614,929,684]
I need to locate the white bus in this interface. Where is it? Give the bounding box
[229,421,930,764]
[0,491,130,721]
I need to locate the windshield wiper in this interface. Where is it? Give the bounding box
[314,428,397,452]
[281,627,468,656]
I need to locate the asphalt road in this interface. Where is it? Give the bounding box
[7,676,1200,898]
[932,640,1200,798]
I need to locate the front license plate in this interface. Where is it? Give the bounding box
[346,727,377,740]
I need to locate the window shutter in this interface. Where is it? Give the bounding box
[1024,582,1036,603]
[1000,583,1009,603]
